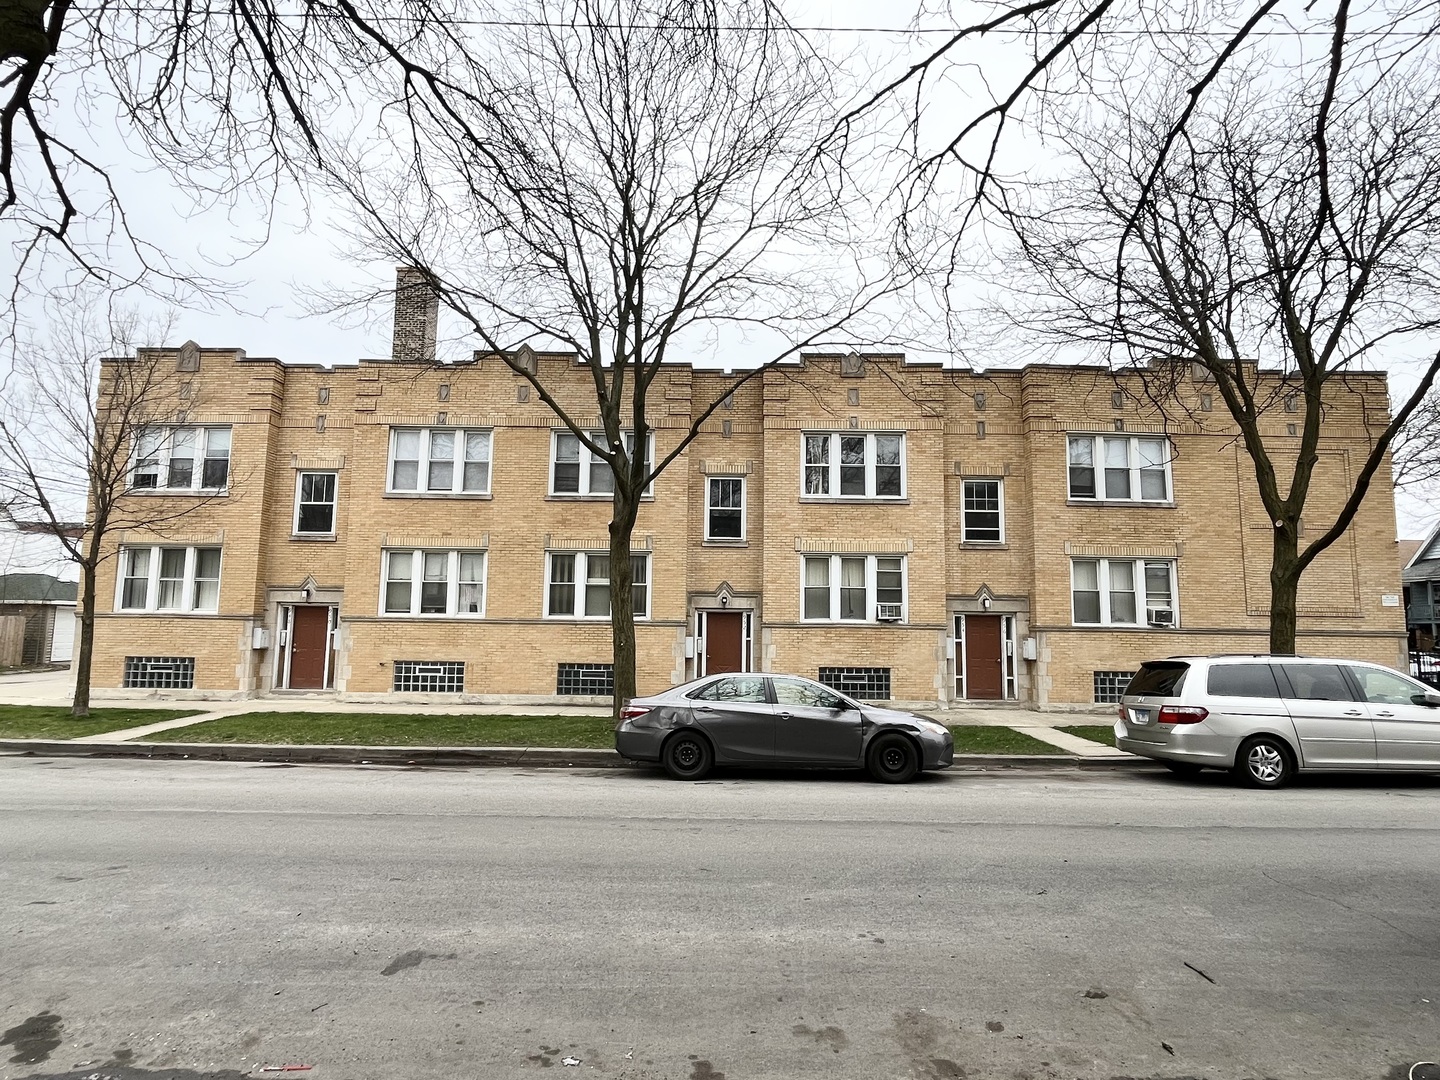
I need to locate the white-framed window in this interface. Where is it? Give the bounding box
[549,431,653,496]
[294,472,338,535]
[545,552,650,618]
[706,476,745,541]
[1071,558,1178,626]
[116,545,222,612]
[962,478,1004,543]
[381,550,486,616]
[802,432,904,499]
[130,426,231,491]
[388,428,491,494]
[801,554,906,622]
[1067,435,1171,502]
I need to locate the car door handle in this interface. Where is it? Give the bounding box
[1343,709,1364,716]
[1375,710,1395,718]
[778,711,792,720]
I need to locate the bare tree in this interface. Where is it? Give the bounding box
[999,64,1440,652]
[294,0,901,713]
[1392,386,1440,496]
[0,295,223,716]
[2,0,1397,316]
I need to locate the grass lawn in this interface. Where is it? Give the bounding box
[0,705,205,740]
[947,725,1067,755]
[1057,724,1118,747]
[141,712,619,748]
[137,712,1073,755]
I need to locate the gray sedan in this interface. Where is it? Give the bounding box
[614,673,954,782]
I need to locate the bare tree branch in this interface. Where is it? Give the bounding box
[999,57,1440,651]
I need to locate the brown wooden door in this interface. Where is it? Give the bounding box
[964,615,1004,699]
[704,611,744,674]
[288,606,331,689]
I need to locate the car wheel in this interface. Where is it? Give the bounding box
[1234,735,1294,789]
[867,732,919,784]
[662,730,714,781]
[1164,761,1204,778]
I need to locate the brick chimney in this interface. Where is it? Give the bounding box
[391,266,439,364]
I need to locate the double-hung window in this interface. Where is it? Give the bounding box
[388,428,491,494]
[294,472,338,535]
[802,432,904,499]
[1071,558,1178,626]
[382,550,486,616]
[802,555,906,622]
[962,479,1003,542]
[706,477,745,541]
[116,545,222,612]
[130,426,231,491]
[1067,435,1171,502]
[550,431,653,496]
[545,552,649,618]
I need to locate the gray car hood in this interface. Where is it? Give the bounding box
[858,705,934,727]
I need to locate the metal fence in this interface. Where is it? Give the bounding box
[1409,651,1440,688]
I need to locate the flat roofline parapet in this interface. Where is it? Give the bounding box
[101,348,1392,390]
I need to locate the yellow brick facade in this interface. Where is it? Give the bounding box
[88,342,1408,708]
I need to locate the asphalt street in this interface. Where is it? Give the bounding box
[1,756,1438,1080]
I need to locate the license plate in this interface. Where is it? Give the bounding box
[1129,708,1151,725]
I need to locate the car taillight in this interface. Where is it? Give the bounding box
[1118,706,1127,720]
[620,705,651,720]
[1157,706,1208,724]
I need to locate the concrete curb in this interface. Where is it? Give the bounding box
[0,738,1150,770]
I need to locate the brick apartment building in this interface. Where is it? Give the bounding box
[87,275,1409,708]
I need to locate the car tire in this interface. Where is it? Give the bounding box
[1164,761,1204,778]
[867,732,920,784]
[662,730,714,781]
[1234,735,1294,789]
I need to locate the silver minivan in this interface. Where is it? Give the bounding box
[1116,655,1440,788]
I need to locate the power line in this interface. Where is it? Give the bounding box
[73,6,1440,38]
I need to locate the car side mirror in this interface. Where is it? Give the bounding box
[1411,691,1440,708]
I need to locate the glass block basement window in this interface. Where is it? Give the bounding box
[557,663,614,696]
[1093,670,1136,704]
[817,666,892,700]
[393,661,465,693]
[123,656,196,690]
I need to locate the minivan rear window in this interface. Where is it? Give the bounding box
[1207,664,1282,698]
[1125,662,1189,697]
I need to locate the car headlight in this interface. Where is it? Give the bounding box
[915,720,950,737]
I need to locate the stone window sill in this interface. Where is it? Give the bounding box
[1066,499,1175,509]
[383,492,492,500]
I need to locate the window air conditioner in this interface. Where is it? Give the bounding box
[1147,607,1175,627]
[876,603,904,622]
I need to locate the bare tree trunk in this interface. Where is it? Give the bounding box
[1269,524,1302,655]
[72,560,96,718]
[608,497,640,723]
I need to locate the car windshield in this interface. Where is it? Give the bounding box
[1125,662,1189,697]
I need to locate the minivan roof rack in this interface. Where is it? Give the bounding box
[1160,653,1309,660]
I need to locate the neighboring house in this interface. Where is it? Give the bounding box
[84,272,1408,707]
[0,573,78,666]
[1402,529,1440,683]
